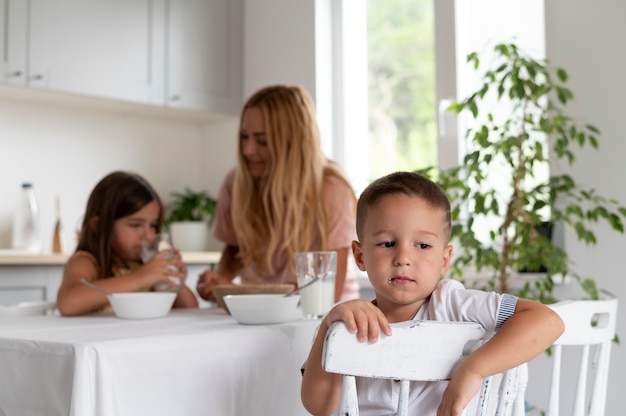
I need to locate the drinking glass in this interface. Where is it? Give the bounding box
[141,233,183,292]
[295,251,336,319]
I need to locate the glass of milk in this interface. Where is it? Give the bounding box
[141,233,183,292]
[295,251,336,319]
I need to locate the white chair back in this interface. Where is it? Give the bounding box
[322,320,524,416]
[545,298,618,416]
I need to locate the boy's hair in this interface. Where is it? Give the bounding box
[76,171,163,279]
[356,171,451,242]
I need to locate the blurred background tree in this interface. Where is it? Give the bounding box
[367,0,437,181]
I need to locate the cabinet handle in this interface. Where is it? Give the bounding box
[29,74,44,81]
[170,95,181,102]
[8,71,23,78]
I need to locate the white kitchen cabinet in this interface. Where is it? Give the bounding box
[165,0,242,113]
[1,0,242,114]
[0,266,62,304]
[1,0,164,104]
[0,252,220,306]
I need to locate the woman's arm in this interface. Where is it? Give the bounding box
[196,244,242,301]
[333,247,349,302]
[215,244,243,278]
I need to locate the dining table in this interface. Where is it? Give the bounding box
[0,306,321,416]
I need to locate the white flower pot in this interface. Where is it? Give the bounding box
[169,221,208,252]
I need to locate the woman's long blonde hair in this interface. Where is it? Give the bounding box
[232,85,353,275]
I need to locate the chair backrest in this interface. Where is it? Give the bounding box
[544,298,618,416]
[322,320,525,416]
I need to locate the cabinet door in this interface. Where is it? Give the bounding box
[0,0,29,85]
[166,0,242,113]
[27,0,164,104]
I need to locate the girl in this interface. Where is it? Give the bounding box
[57,171,198,316]
[196,85,359,302]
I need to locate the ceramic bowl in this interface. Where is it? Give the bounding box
[212,284,294,314]
[108,292,177,319]
[223,294,301,325]
[0,301,56,317]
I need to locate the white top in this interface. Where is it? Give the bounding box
[355,279,517,416]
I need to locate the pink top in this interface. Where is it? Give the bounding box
[213,168,359,300]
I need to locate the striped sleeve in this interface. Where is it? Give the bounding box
[495,293,518,330]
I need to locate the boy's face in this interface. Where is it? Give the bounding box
[352,193,452,311]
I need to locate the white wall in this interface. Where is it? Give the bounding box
[522,2,626,415]
[0,92,238,253]
[242,0,317,100]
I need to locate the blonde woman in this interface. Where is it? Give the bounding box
[197,85,359,302]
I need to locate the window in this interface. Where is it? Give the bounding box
[331,0,545,197]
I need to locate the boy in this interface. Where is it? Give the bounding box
[301,171,564,415]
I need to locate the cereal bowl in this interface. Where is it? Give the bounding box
[223,294,301,325]
[108,292,177,319]
[212,284,294,313]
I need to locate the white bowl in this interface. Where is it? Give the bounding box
[212,284,295,314]
[0,301,56,317]
[223,294,301,325]
[108,292,177,319]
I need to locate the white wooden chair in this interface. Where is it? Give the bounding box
[543,298,618,416]
[322,320,525,416]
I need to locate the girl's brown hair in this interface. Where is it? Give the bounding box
[76,171,163,279]
[232,85,354,276]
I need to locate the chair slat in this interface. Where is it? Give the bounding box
[545,298,618,416]
[322,320,524,416]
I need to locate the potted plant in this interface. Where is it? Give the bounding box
[422,42,626,303]
[165,188,217,252]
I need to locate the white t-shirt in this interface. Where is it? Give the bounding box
[352,279,517,415]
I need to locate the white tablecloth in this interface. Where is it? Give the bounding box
[0,308,319,416]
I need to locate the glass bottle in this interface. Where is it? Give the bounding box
[12,182,42,253]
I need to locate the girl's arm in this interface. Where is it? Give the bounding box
[438,299,565,415]
[57,250,189,316]
[173,286,199,308]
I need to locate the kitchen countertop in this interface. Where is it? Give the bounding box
[0,251,221,266]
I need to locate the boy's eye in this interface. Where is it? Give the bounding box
[380,241,395,248]
[417,243,432,250]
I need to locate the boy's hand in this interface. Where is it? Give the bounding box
[324,299,392,343]
[437,368,482,416]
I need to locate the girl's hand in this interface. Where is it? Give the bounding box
[169,248,188,282]
[324,300,392,343]
[135,249,186,289]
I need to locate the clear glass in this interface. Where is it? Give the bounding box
[12,183,42,253]
[141,232,183,292]
[295,251,337,319]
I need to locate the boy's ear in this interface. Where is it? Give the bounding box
[351,240,366,271]
[440,244,453,276]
